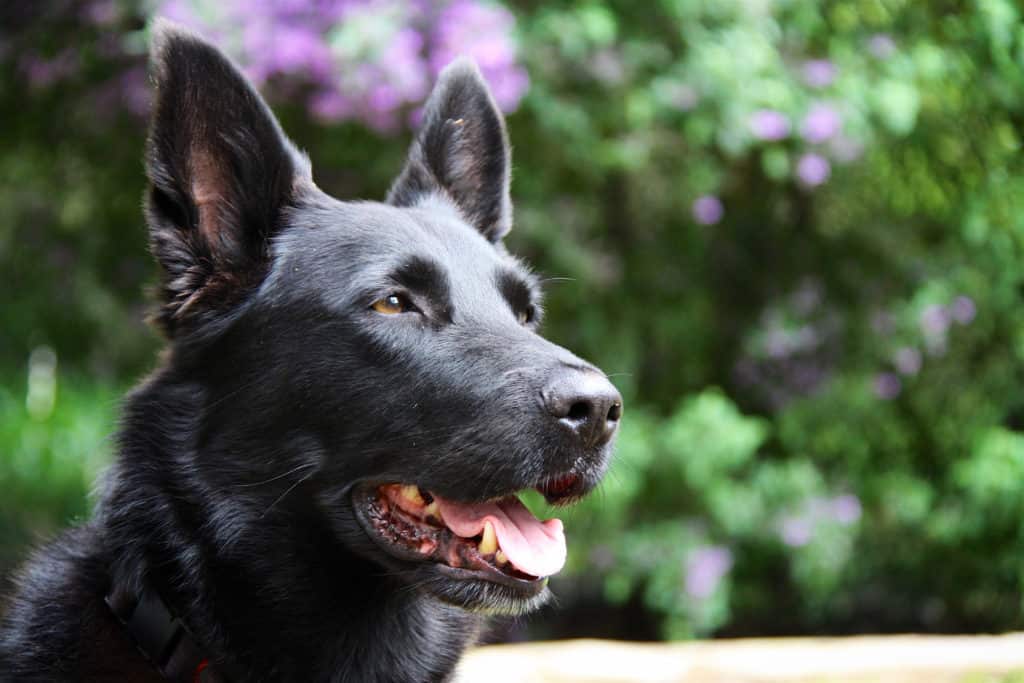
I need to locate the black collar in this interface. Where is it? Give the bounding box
[105,580,227,683]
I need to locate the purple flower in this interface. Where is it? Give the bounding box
[87,64,151,117]
[893,347,922,376]
[685,546,733,599]
[19,49,80,90]
[749,109,790,141]
[920,304,951,336]
[830,494,862,524]
[874,372,901,400]
[152,0,528,131]
[802,59,837,88]
[309,90,353,121]
[796,153,831,186]
[353,27,432,131]
[778,494,860,548]
[951,295,976,324]
[430,0,529,112]
[801,103,842,143]
[868,34,897,59]
[764,328,789,359]
[242,22,334,84]
[778,516,813,547]
[117,66,152,116]
[692,195,724,225]
[83,0,121,25]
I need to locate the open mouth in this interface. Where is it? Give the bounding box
[355,479,580,587]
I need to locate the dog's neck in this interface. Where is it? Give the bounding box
[99,375,483,682]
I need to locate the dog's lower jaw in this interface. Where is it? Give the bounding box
[413,565,553,617]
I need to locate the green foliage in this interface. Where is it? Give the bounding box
[508,0,1024,637]
[0,370,119,573]
[3,0,1024,640]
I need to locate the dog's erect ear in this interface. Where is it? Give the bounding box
[145,20,312,336]
[387,59,513,242]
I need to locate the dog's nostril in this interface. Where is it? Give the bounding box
[566,401,590,422]
[542,368,623,449]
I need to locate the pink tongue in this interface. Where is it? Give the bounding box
[433,495,566,578]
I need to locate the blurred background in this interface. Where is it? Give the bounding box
[2,0,1023,644]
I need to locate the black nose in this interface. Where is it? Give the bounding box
[542,368,623,449]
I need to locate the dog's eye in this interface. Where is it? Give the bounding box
[371,294,413,315]
[517,305,536,326]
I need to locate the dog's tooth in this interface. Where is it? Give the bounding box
[423,501,440,520]
[479,521,498,555]
[495,550,508,565]
[400,485,425,506]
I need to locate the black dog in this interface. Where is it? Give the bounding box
[0,21,621,682]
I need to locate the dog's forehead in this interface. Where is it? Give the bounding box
[268,196,524,306]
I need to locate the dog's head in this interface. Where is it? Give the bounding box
[144,21,621,615]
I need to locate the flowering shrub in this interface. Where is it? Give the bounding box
[510,0,1024,638]
[12,0,527,132]
[156,0,527,131]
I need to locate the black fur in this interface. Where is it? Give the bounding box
[0,20,620,682]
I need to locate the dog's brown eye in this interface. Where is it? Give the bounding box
[371,294,411,315]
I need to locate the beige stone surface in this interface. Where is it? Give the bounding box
[454,634,1024,683]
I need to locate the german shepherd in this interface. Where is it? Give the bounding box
[0,20,621,682]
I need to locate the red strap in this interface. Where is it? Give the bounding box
[193,659,210,683]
